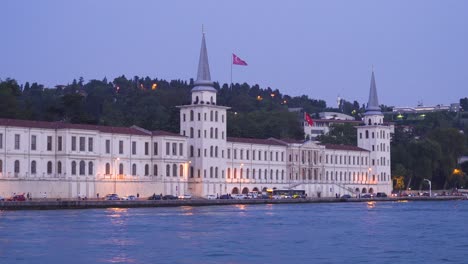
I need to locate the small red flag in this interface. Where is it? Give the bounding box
[233,54,248,66]
[305,112,314,126]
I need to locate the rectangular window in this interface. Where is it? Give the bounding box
[88,138,93,152]
[58,136,62,151]
[227,149,231,159]
[79,137,85,151]
[47,136,52,151]
[105,140,110,154]
[154,142,158,155]
[234,149,237,159]
[172,143,177,155]
[119,140,123,154]
[145,142,149,155]
[166,142,170,155]
[31,135,36,150]
[72,136,76,151]
[132,141,137,155]
[14,134,20,150]
[179,143,183,156]
[0,133,3,149]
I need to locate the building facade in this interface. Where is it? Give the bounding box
[0,34,393,198]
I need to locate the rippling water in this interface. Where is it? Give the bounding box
[1,201,467,264]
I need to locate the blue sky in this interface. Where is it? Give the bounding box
[1,0,467,108]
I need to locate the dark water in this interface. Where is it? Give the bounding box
[1,201,467,264]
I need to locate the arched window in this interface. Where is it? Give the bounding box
[281,170,284,180]
[246,168,250,179]
[276,169,279,180]
[190,166,194,178]
[210,110,213,121]
[31,160,37,174]
[172,164,177,177]
[79,161,85,175]
[145,164,149,176]
[179,164,183,177]
[210,146,213,157]
[190,145,194,157]
[47,161,52,174]
[190,110,194,121]
[105,163,110,175]
[119,163,124,175]
[131,164,136,176]
[365,130,369,138]
[153,164,158,176]
[71,161,76,175]
[215,128,218,139]
[210,127,213,138]
[215,167,218,178]
[166,164,170,176]
[368,119,371,125]
[88,162,93,175]
[215,146,218,157]
[215,111,218,121]
[210,167,213,178]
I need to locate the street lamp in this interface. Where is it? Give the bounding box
[423,178,432,197]
[114,157,120,194]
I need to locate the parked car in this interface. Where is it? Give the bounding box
[376,192,387,198]
[272,195,282,199]
[105,194,120,200]
[148,194,162,200]
[122,195,137,200]
[361,193,372,199]
[8,194,26,201]
[162,195,177,200]
[178,194,192,200]
[206,194,217,200]
[232,194,246,200]
[341,194,352,199]
[219,194,233,199]
[0,196,5,201]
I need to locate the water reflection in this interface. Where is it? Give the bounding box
[181,206,194,216]
[367,201,376,209]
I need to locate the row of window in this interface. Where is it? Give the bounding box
[184,110,225,123]
[186,127,224,140]
[360,129,390,140]
[227,149,285,162]
[288,150,322,164]
[227,168,286,181]
[103,163,184,177]
[325,170,389,182]
[326,155,369,166]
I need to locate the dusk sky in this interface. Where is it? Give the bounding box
[1,0,467,108]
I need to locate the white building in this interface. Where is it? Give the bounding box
[0,33,393,198]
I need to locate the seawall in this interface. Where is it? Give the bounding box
[0,196,464,210]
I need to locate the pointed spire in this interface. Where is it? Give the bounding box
[192,32,216,92]
[365,70,382,115]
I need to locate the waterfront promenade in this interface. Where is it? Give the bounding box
[0,196,464,210]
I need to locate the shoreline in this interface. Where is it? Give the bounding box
[0,196,465,210]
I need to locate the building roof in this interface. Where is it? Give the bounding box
[312,119,361,124]
[274,138,305,144]
[322,144,369,152]
[0,118,181,137]
[192,33,216,92]
[152,130,186,138]
[227,137,286,146]
[365,71,382,116]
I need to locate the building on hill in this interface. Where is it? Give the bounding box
[0,33,393,198]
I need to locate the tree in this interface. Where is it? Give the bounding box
[316,123,357,146]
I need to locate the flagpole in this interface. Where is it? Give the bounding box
[230,54,233,90]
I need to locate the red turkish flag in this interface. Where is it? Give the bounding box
[233,54,248,66]
[305,112,314,126]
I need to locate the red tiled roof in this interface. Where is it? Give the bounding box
[227,137,286,146]
[152,130,186,137]
[321,144,369,152]
[0,118,176,136]
[313,119,361,124]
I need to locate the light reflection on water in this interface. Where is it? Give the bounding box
[0,201,467,264]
